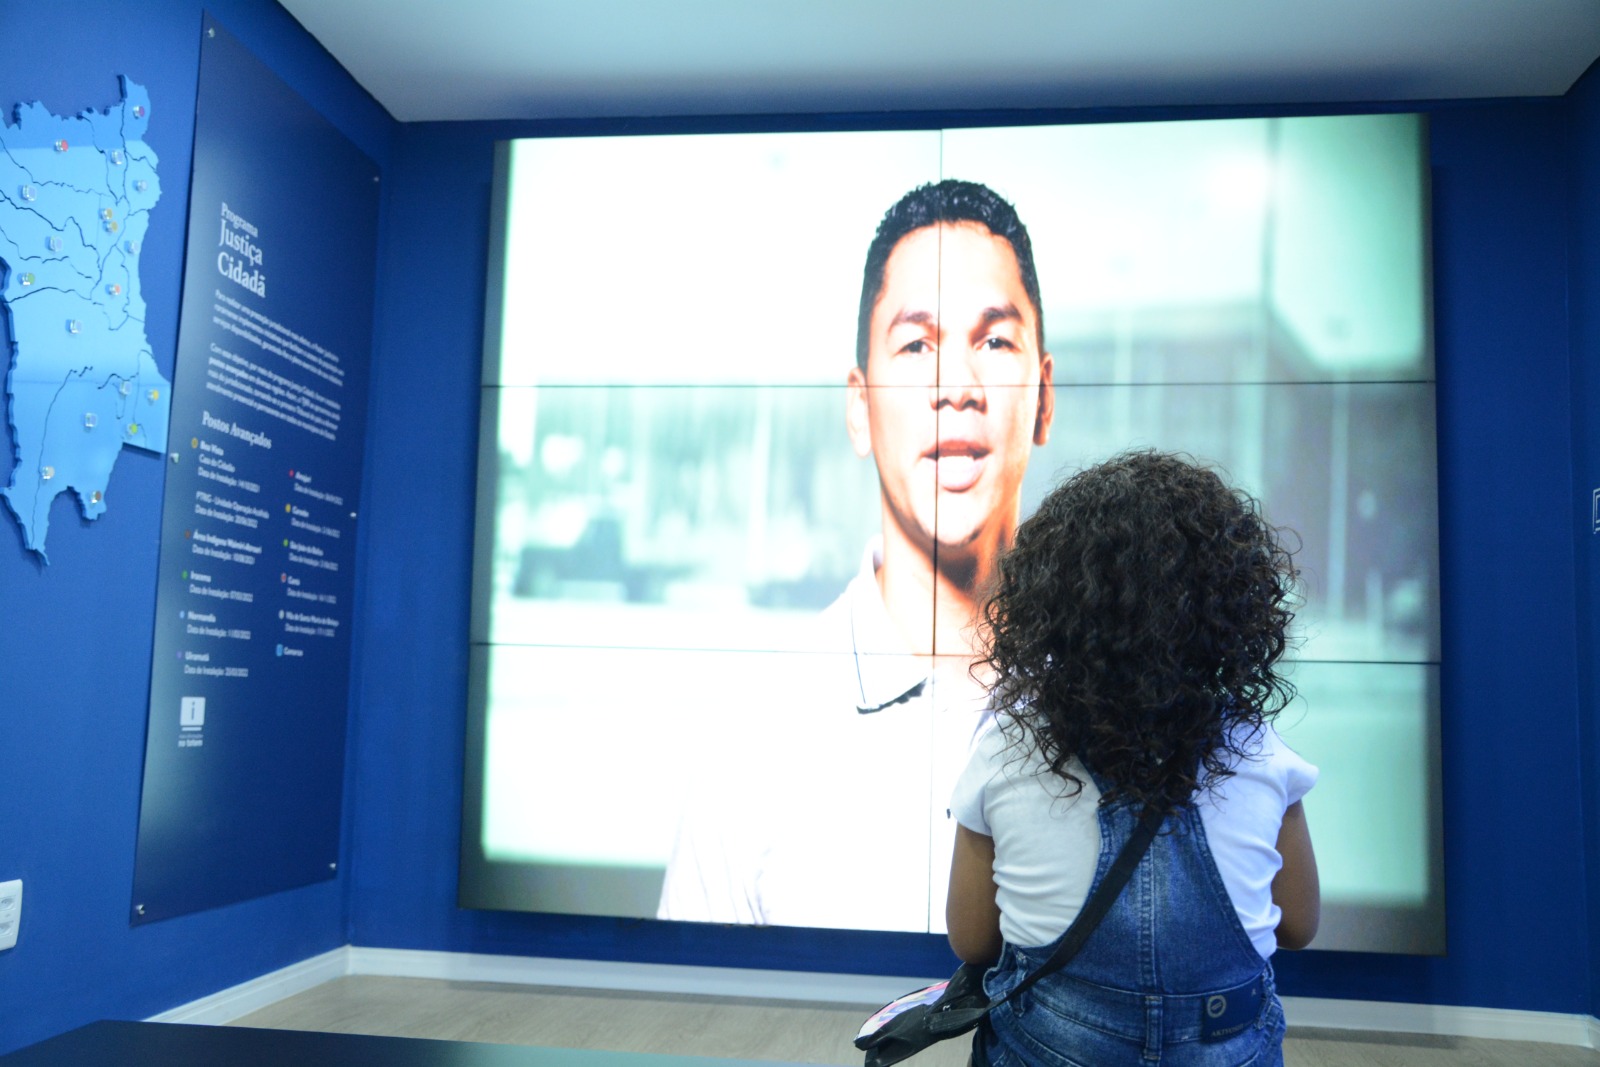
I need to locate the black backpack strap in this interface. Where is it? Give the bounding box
[858,804,1166,1067]
[1002,803,1166,1005]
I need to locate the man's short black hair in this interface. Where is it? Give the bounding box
[855,179,1045,371]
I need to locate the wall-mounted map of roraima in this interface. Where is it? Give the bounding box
[0,78,170,561]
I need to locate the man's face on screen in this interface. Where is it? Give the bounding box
[848,222,1053,562]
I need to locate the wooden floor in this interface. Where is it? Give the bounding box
[230,976,1600,1067]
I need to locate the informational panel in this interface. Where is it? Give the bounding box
[132,15,379,924]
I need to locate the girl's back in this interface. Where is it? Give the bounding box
[954,722,1313,1065]
[947,450,1319,1067]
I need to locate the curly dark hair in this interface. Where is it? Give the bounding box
[976,449,1299,813]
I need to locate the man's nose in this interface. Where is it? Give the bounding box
[931,348,984,409]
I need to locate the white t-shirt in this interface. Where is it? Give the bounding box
[657,542,988,933]
[949,718,1318,960]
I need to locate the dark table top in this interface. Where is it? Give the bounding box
[0,1021,801,1067]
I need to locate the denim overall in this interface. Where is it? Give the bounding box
[974,791,1285,1067]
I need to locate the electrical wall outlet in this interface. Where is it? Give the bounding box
[0,879,21,950]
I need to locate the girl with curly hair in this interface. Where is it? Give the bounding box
[947,449,1319,1067]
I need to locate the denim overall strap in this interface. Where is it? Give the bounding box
[1003,804,1164,1004]
[1068,794,1267,992]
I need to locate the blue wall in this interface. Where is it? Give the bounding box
[0,0,393,1054]
[1567,59,1600,1022]
[3,1,1599,1054]
[347,100,1595,1017]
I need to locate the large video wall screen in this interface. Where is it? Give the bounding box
[463,116,1443,954]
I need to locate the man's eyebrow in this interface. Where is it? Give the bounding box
[887,308,937,330]
[976,303,1026,331]
[885,304,1029,332]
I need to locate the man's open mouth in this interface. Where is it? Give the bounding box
[930,442,988,492]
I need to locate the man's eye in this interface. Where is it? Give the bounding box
[980,336,1017,351]
[899,339,934,355]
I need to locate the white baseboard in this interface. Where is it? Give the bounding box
[1280,994,1598,1048]
[146,947,350,1025]
[153,945,1600,1050]
[346,945,930,1006]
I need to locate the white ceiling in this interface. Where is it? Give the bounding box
[278,0,1600,123]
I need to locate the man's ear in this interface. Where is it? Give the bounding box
[846,366,874,459]
[1033,353,1055,446]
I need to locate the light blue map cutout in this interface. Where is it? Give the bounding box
[0,77,169,562]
